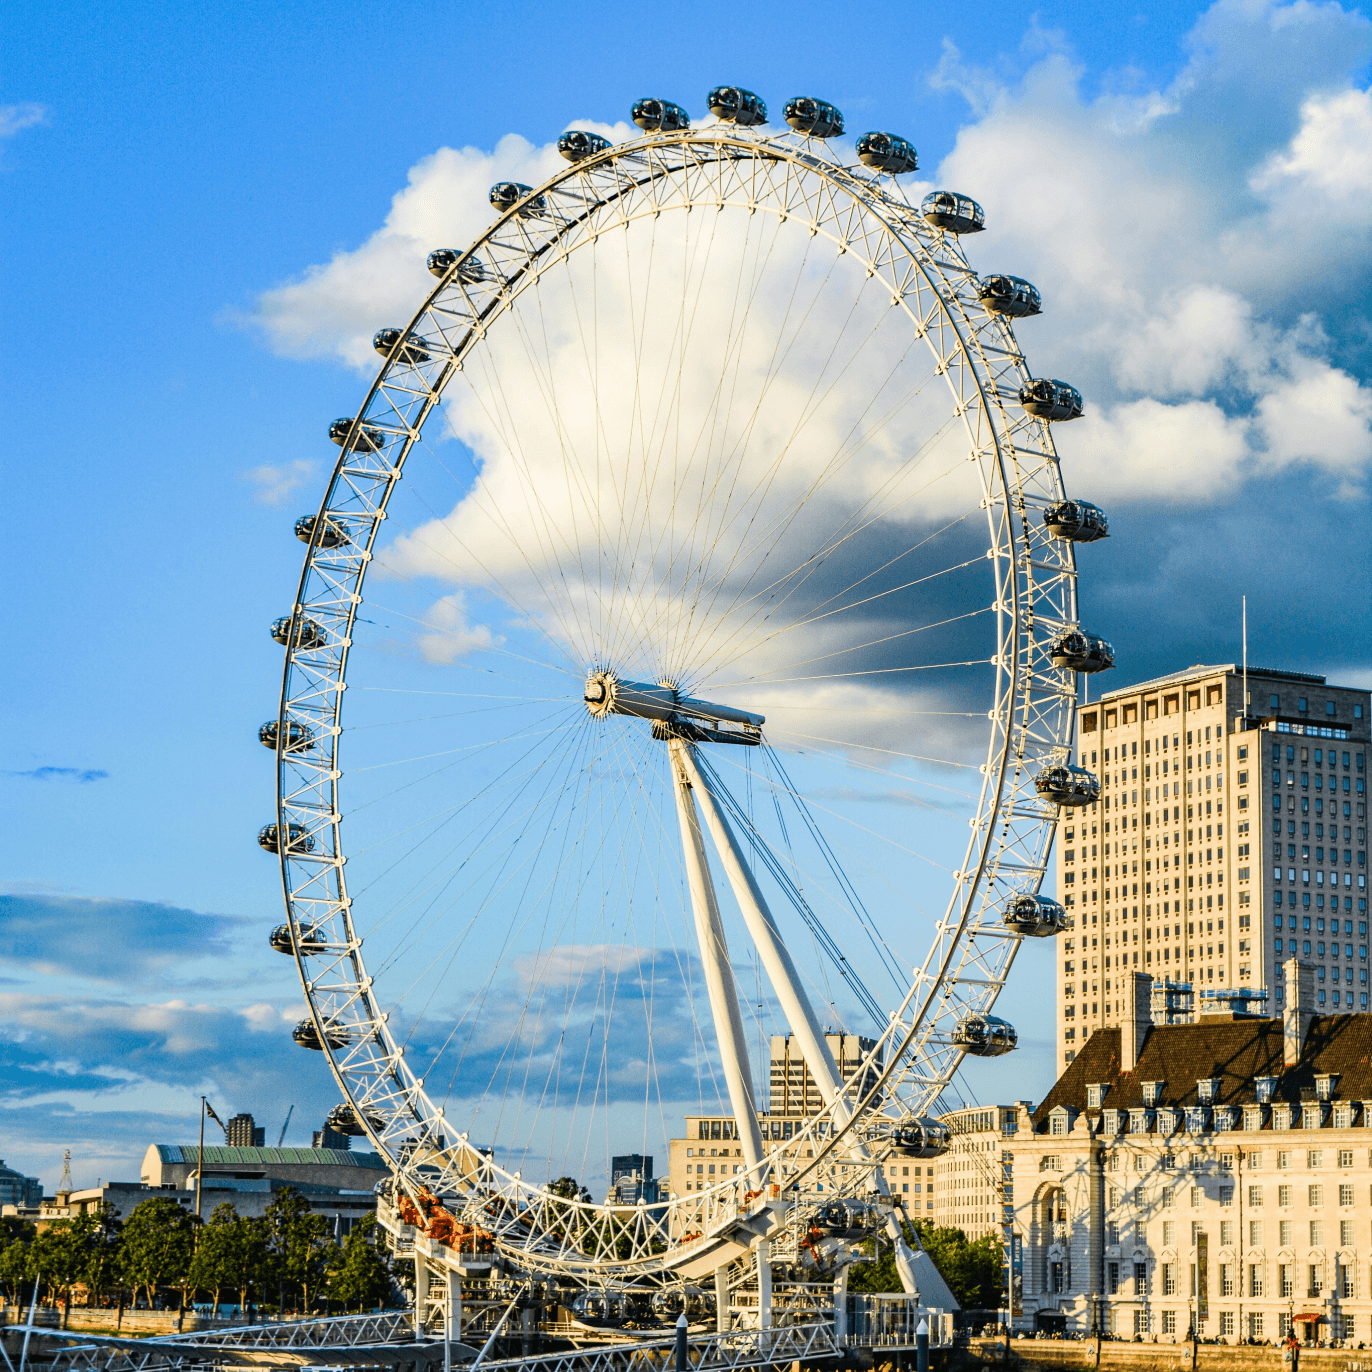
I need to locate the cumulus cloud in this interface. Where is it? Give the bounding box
[415,591,502,664]
[931,2,1372,501]
[240,458,317,506]
[244,0,1372,778]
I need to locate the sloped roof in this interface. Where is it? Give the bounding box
[155,1145,386,1169]
[1031,1014,1372,1130]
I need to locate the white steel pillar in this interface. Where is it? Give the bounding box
[679,746,848,1122]
[413,1250,429,1336]
[756,1239,773,1330]
[715,1264,731,1333]
[833,1263,850,1343]
[669,741,766,1175]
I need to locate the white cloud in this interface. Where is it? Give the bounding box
[930,3,1372,501]
[1252,86,1372,200]
[240,458,316,506]
[0,104,46,140]
[415,591,501,664]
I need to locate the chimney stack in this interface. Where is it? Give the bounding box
[1121,972,1154,1073]
[1283,957,1316,1067]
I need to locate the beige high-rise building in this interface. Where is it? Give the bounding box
[1055,664,1370,1073]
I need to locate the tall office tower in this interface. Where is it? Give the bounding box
[225,1113,266,1147]
[1055,664,1369,1073]
[769,1034,880,1116]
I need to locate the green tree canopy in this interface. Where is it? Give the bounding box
[326,1216,391,1312]
[120,1197,198,1309]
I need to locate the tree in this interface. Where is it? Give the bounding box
[0,1238,30,1306]
[30,1213,104,1321]
[120,1198,198,1310]
[912,1221,1004,1309]
[265,1189,331,1314]
[848,1220,1004,1309]
[326,1216,392,1312]
[189,1204,239,1318]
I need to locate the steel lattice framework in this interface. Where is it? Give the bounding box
[271,122,1082,1278]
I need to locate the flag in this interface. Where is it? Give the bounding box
[204,1100,227,1133]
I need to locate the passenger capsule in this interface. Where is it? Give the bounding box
[1001,893,1069,939]
[1034,764,1101,807]
[887,1118,951,1159]
[326,1101,382,1136]
[855,132,918,175]
[292,1018,347,1051]
[1020,378,1083,422]
[293,514,349,548]
[270,615,326,650]
[489,182,547,217]
[557,130,612,163]
[258,718,317,752]
[328,417,386,452]
[1048,628,1114,674]
[813,1201,874,1238]
[257,822,316,855]
[1042,499,1109,543]
[269,923,325,955]
[977,275,1042,318]
[953,1013,1018,1057]
[426,249,488,284]
[920,191,985,235]
[632,98,689,132]
[783,96,843,138]
[373,329,431,366]
[707,86,767,127]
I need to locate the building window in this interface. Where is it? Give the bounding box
[1339,1149,1354,1167]
[1250,1264,1264,1297]
[1280,1264,1294,1298]
[1134,1262,1146,1296]
[1280,1219,1293,1246]
[1162,1263,1177,1296]
[1249,1185,1263,1206]
[1051,1262,1064,1294]
[1249,1220,1263,1246]
[1341,1219,1354,1246]
[1163,1221,1175,1246]
[1134,1311,1150,1336]
[1163,1311,1177,1336]
[1310,1184,1324,1207]
[1278,1184,1292,1207]
[1249,1313,1265,1340]
[1107,1262,1119,1295]
[1311,1220,1324,1246]
[1309,1262,1324,1297]
[1341,1184,1355,1206]
[1220,1313,1235,1337]
[1220,1263,1234,1297]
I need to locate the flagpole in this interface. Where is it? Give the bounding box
[196,1095,205,1222]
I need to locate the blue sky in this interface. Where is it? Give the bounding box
[2,0,1370,1194]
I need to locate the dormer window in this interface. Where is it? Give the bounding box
[1316,1074,1339,1102]
[1087,1083,1108,1109]
[1142,1081,1164,1107]
[1197,1078,1220,1105]
[1255,1077,1278,1105]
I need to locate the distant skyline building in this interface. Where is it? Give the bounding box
[0,1160,41,1210]
[609,1156,659,1205]
[225,1112,265,1147]
[769,1033,880,1116]
[1056,663,1369,1072]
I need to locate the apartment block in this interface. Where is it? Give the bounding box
[1056,664,1370,1073]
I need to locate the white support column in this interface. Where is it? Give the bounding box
[756,1239,773,1330]
[447,1271,462,1342]
[715,1264,731,1333]
[833,1263,850,1344]
[679,746,847,1122]
[669,741,766,1175]
[413,1250,429,1337]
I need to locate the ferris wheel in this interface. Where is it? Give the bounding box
[262,87,1111,1285]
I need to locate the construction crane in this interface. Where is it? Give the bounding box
[277,1104,294,1148]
